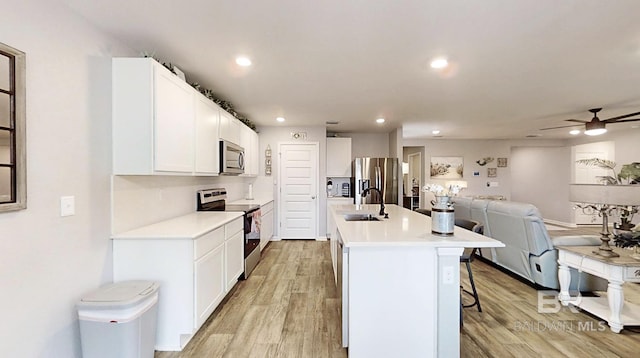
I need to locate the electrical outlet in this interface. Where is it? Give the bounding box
[60,196,75,217]
[443,266,454,284]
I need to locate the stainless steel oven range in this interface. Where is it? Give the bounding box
[197,188,261,279]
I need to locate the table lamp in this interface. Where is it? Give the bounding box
[569,184,640,258]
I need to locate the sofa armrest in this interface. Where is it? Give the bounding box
[551,235,602,246]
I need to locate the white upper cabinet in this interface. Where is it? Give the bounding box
[113,58,195,175]
[219,110,241,146]
[240,124,259,176]
[194,94,220,174]
[154,70,195,172]
[326,137,352,177]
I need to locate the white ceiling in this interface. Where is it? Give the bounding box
[61,0,640,139]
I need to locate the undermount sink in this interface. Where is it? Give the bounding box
[343,213,381,221]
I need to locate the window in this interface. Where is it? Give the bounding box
[0,42,25,212]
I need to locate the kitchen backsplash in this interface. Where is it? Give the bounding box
[111,175,273,234]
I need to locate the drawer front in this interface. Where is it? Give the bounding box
[562,251,583,267]
[226,217,244,238]
[561,251,606,276]
[580,259,606,276]
[261,201,274,213]
[195,226,225,260]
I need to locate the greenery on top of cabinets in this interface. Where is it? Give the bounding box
[190,82,256,131]
[142,52,257,132]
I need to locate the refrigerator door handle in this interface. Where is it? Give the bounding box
[360,179,370,192]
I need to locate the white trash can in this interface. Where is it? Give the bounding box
[77,280,159,358]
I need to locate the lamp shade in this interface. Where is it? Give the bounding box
[569,184,640,206]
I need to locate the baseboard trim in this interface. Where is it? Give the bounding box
[543,219,577,228]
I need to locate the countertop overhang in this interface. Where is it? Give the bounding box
[332,204,505,248]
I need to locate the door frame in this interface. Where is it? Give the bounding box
[277,141,320,240]
[408,152,422,209]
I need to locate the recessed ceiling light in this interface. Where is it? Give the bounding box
[276,117,285,122]
[432,130,441,135]
[430,58,448,69]
[569,129,581,135]
[235,56,252,67]
[376,118,385,124]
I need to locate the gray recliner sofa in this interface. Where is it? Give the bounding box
[453,197,607,291]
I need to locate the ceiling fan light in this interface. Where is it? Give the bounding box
[584,128,607,136]
[584,120,607,136]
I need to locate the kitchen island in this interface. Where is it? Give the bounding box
[330,204,504,358]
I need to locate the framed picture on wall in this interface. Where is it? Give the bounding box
[430,156,463,178]
[488,167,497,178]
[497,158,508,167]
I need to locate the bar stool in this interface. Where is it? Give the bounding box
[413,210,483,324]
[455,218,483,314]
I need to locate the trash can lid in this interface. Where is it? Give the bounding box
[80,280,159,306]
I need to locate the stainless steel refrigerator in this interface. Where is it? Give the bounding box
[353,157,399,205]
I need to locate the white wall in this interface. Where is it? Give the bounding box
[511,146,572,223]
[405,139,515,200]
[0,1,133,356]
[111,175,256,234]
[403,138,573,219]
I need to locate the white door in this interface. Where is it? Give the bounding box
[278,142,319,239]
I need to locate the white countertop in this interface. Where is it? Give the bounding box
[228,195,274,206]
[332,204,505,248]
[327,196,353,202]
[112,212,243,240]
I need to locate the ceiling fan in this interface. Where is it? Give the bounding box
[540,108,640,136]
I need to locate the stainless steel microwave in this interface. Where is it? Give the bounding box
[219,140,245,175]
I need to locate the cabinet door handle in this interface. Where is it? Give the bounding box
[311,196,316,199]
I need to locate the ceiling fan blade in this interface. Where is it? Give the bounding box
[540,124,582,130]
[611,117,640,123]
[603,111,640,122]
[565,119,588,123]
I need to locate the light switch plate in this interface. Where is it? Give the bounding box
[60,196,75,217]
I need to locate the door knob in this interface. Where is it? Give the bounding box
[312,196,316,199]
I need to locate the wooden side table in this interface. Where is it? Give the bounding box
[557,245,640,333]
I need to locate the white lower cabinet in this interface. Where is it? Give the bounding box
[112,216,243,351]
[260,201,274,250]
[194,228,227,328]
[327,197,351,283]
[225,227,244,292]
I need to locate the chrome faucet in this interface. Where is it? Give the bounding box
[361,187,386,216]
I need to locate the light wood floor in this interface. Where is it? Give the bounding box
[156,240,347,358]
[157,238,640,358]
